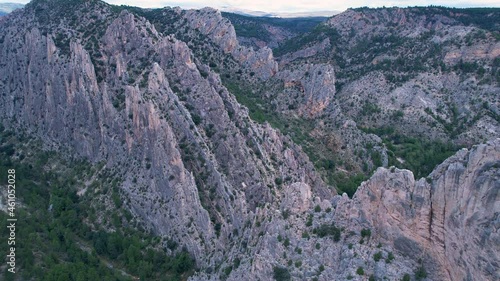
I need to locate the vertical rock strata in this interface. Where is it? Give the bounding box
[183,8,278,79]
[0,2,498,280]
[0,1,332,269]
[335,139,499,281]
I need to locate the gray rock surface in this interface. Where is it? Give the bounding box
[0,2,498,280]
[0,0,332,270]
[336,138,500,281]
[183,8,278,79]
[275,63,336,118]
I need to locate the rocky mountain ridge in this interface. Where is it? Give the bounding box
[246,6,500,189]
[338,138,499,281]
[272,7,499,148]
[0,1,498,280]
[0,0,332,270]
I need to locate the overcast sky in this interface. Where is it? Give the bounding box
[2,0,499,12]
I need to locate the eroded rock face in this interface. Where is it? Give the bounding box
[191,140,498,281]
[0,1,332,268]
[326,7,459,40]
[0,2,498,281]
[337,138,500,281]
[278,38,331,66]
[183,8,278,79]
[444,41,500,63]
[281,182,312,213]
[276,63,336,118]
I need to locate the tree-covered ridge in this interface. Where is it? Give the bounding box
[222,12,327,43]
[360,127,459,179]
[0,126,194,281]
[351,6,500,32]
[272,24,340,56]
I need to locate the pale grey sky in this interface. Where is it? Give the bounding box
[1,0,499,12]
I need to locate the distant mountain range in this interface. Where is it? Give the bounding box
[0,2,24,16]
[221,7,340,18]
[0,2,338,18]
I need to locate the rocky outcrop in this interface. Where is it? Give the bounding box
[278,38,331,66]
[444,40,500,63]
[335,138,500,281]
[325,7,459,40]
[0,1,331,269]
[191,139,499,281]
[275,63,336,118]
[183,8,278,79]
[0,2,498,281]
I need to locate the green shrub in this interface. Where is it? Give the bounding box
[386,252,395,263]
[192,114,202,125]
[313,223,342,241]
[306,214,313,227]
[373,251,383,262]
[273,266,291,281]
[282,209,290,220]
[224,266,233,276]
[361,228,371,238]
[275,177,283,185]
[415,266,427,280]
[295,247,302,254]
[283,238,290,247]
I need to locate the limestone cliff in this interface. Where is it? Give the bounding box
[190,139,499,281]
[0,1,498,281]
[0,0,332,268]
[335,138,500,281]
[182,8,278,79]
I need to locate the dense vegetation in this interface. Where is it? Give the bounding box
[273,24,340,56]
[223,79,363,195]
[0,126,194,281]
[222,12,327,44]
[361,127,459,178]
[272,266,291,281]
